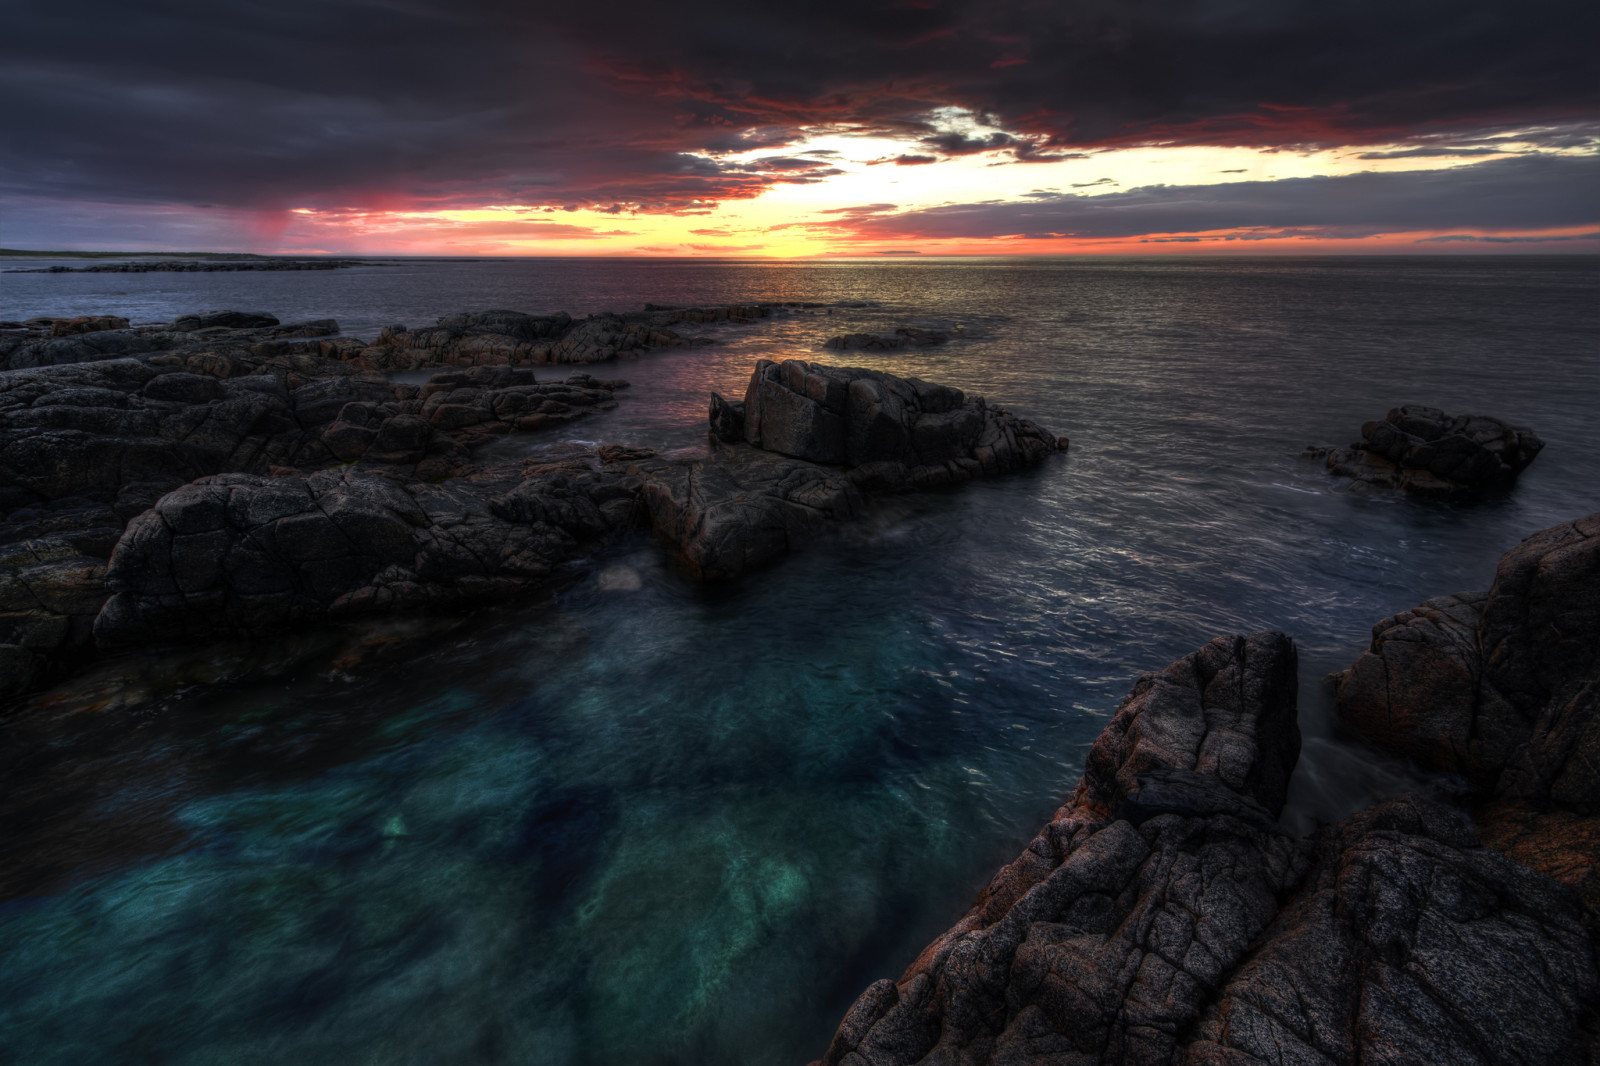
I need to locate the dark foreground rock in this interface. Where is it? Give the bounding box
[642,359,1062,579]
[1332,512,1600,936]
[1308,404,1543,495]
[814,631,1599,1065]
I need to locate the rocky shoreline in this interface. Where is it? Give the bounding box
[812,514,1599,1065]
[0,307,1062,697]
[6,259,365,273]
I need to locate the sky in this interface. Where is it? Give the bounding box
[0,0,1595,256]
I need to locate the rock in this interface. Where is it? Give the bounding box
[48,315,130,337]
[741,358,1053,472]
[546,313,687,364]
[170,310,281,331]
[1186,796,1598,1066]
[1331,512,1600,943]
[1332,512,1599,794]
[641,361,1061,579]
[708,391,745,442]
[814,633,1600,1066]
[823,327,951,351]
[94,456,646,644]
[1317,404,1544,495]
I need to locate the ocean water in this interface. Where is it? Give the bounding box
[1,256,1597,1065]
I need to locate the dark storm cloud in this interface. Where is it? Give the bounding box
[818,155,1600,241]
[0,0,1594,216]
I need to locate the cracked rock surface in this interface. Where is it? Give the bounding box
[814,629,1599,1065]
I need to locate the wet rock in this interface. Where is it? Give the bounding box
[1315,404,1544,495]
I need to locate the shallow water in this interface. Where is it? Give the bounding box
[2,257,1598,1064]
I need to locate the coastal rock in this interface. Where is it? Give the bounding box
[169,310,280,331]
[48,315,130,337]
[641,360,1060,579]
[815,632,1600,1066]
[359,311,573,371]
[94,456,646,644]
[1315,404,1543,495]
[1332,512,1599,793]
[1185,795,1598,1066]
[546,313,688,364]
[1332,512,1600,937]
[741,358,1053,472]
[823,327,951,351]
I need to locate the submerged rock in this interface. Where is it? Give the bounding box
[814,630,1599,1065]
[1311,404,1543,495]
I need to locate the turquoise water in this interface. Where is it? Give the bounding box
[2,257,1598,1063]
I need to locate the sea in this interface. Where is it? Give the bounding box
[1,255,1597,1065]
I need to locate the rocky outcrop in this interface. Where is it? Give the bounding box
[823,327,951,351]
[0,310,352,371]
[1308,404,1544,495]
[1332,512,1600,937]
[814,632,1599,1066]
[643,359,1062,579]
[9,260,361,273]
[93,454,649,645]
[1331,513,1598,794]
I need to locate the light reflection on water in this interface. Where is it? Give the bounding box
[1,257,1598,1065]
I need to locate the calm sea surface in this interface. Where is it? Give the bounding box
[2,257,1598,1064]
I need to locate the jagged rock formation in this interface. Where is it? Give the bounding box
[0,310,353,371]
[1307,404,1544,495]
[814,631,1599,1065]
[93,456,649,645]
[642,359,1062,579]
[1332,512,1600,934]
[823,327,951,351]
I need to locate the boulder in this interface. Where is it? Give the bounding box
[48,315,130,337]
[1316,404,1543,495]
[169,310,280,331]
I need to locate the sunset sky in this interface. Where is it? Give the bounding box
[1,0,1595,256]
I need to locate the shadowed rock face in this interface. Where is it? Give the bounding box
[814,631,1599,1066]
[1313,404,1544,496]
